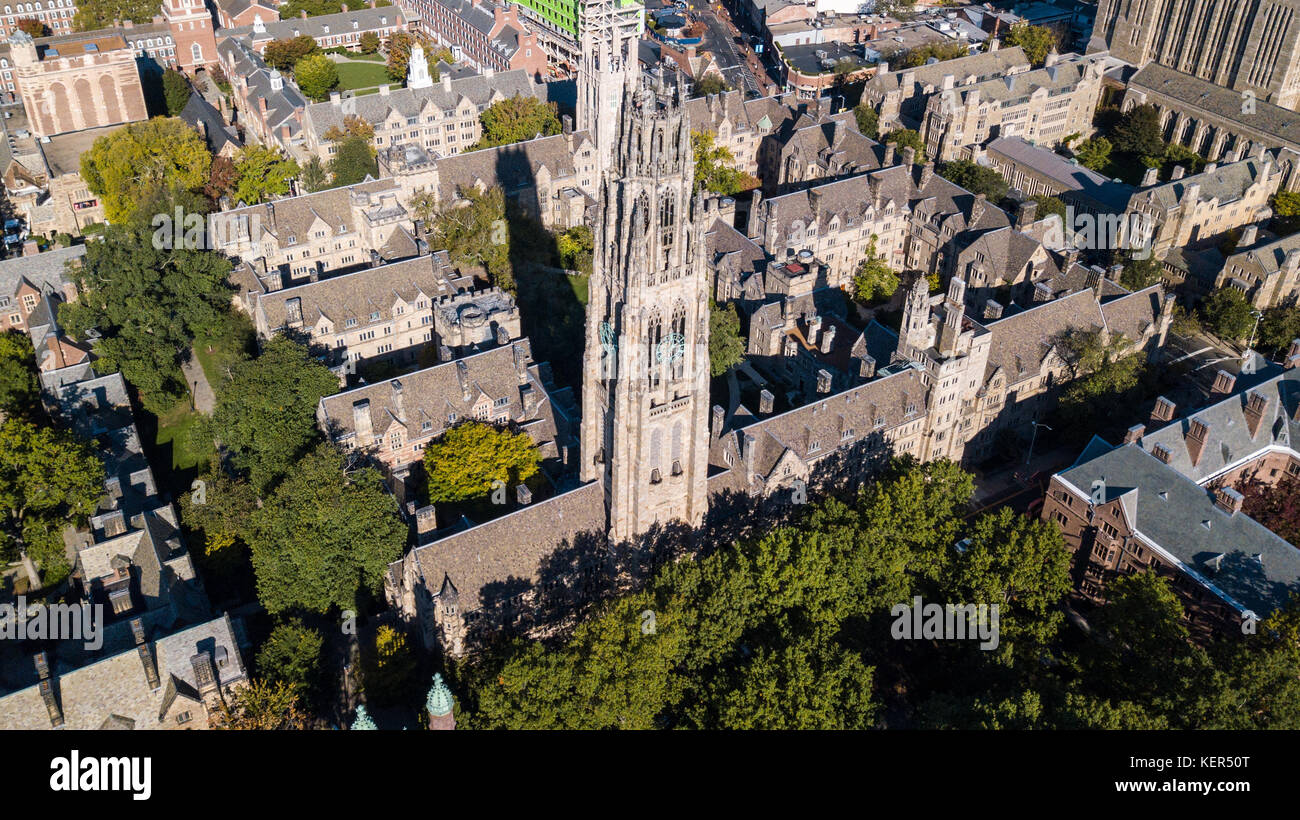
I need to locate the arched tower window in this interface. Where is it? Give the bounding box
[191,42,203,63]
[647,312,664,389]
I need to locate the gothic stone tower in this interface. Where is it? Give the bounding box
[576,0,641,183]
[580,77,711,542]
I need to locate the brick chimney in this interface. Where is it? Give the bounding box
[1186,418,1210,467]
[1123,423,1144,444]
[1212,369,1236,396]
[1243,391,1269,438]
[22,240,39,256]
[1214,485,1244,516]
[1286,338,1300,369]
[1152,443,1172,463]
[711,404,725,436]
[1150,395,1176,424]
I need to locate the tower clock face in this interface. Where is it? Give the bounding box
[656,333,687,364]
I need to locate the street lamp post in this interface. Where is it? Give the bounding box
[1026,421,1053,466]
[1246,308,1264,352]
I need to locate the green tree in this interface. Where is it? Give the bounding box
[212,335,339,494]
[294,53,339,102]
[693,74,729,97]
[426,186,512,291]
[937,159,1008,201]
[231,146,300,205]
[853,102,879,139]
[1057,351,1148,438]
[257,619,326,696]
[1110,104,1164,160]
[248,442,406,614]
[0,418,105,588]
[16,17,49,36]
[1118,251,1162,291]
[708,638,877,729]
[556,225,594,274]
[301,156,331,193]
[692,130,758,195]
[1029,195,1066,221]
[1271,191,1300,235]
[80,118,212,224]
[423,421,540,504]
[162,69,191,116]
[852,236,900,304]
[386,30,434,81]
[359,31,380,54]
[329,134,378,187]
[883,128,927,162]
[1074,135,1112,171]
[59,228,232,413]
[942,507,1071,660]
[0,331,39,420]
[1199,286,1257,342]
[263,35,319,72]
[1257,306,1300,354]
[217,679,308,730]
[73,0,160,29]
[1002,22,1058,67]
[470,95,562,150]
[708,300,746,377]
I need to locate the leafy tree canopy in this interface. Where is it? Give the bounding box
[937,159,1008,201]
[329,134,378,187]
[212,334,340,494]
[232,146,300,205]
[0,331,40,421]
[883,128,927,162]
[423,420,541,504]
[471,95,562,150]
[294,53,340,102]
[708,300,746,377]
[162,69,191,116]
[248,442,406,614]
[692,130,759,195]
[80,118,212,224]
[1002,22,1057,67]
[852,236,900,304]
[1199,286,1257,342]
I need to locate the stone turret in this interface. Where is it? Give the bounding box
[426,673,456,730]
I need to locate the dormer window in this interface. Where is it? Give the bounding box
[370,311,380,321]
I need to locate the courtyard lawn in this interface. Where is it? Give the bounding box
[194,313,256,392]
[334,61,393,92]
[154,399,210,473]
[567,271,590,305]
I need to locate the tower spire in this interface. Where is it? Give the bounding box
[426,673,456,730]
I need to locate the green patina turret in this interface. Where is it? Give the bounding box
[426,673,456,730]
[351,703,377,730]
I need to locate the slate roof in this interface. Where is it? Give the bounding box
[220,177,403,248]
[1129,156,1275,212]
[217,35,306,145]
[947,53,1101,106]
[984,135,1134,210]
[228,5,408,42]
[710,364,930,483]
[178,91,241,156]
[254,252,477,332]
[0,614,246,730]
[865,46,1030,95]
[318,341,562,459]
[1137,369,1300,485]
[303,68,540,143]
[0,245,82,298]
[1058,443,1300,617]
[1129,63,1300,149]
[399,480,607,614]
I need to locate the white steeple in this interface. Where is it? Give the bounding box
[407,42,433,89]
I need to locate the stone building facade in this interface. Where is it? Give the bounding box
[922,52,1106,162]
[1094,0,1300,110]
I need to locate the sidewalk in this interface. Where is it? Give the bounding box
[968,442,1080,513]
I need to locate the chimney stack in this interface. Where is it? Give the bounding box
[711,404,725,436]
[132,618,160,690]
[858,355,876,379]
[759,389,774,414]
[1214,485,1245,516]
[415,505,436,538]
[1123,423,1144,444]
[1186,418,1210,467]
[816,369,832,394]
[1212,369,1237,396]
[1243,391,1269,438]
[352,399,374,444]
[820,323,837,354]
[516,484,532,505]
[1150,395,1176,424]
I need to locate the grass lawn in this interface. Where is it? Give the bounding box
[154,399,210,473]
[194,313,255,392]
[335,61,393,91]
[567,271,590,305]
